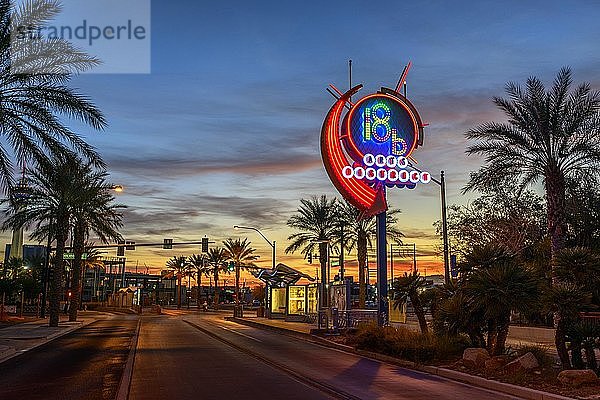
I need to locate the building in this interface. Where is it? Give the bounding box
[4,244,47,264]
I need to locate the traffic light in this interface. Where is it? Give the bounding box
[126,241,136,251]
[163,238,173,249]
[307,253,312,264]
[228,261,235,272]
[201,237,209,253]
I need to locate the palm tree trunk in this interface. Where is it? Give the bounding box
[571,339,585,369]
[49,216,68,327]
[545,168,566,286]
[410,292,428,334]
[494,316,510,356]
[319,242,328,308]
[177,274,182,309]
[197,271,202,309]
[584,343,597,371]
[358,232,367,308]
[235,264,240,306]
[486,319,497,355]
[213,269,219,309]
[555,317,572,369]
[69,220,86,322]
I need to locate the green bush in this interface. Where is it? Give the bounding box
[347,322,468,363]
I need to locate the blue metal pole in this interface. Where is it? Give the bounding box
[376,210,388,326]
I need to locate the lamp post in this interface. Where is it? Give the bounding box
[407,166,450,284]
[233,225,275,316]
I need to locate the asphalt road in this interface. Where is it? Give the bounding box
[0,314,138,400]
[128,313,332,400]
[129,311,522,400]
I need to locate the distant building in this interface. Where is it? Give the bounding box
[4,244,47,264]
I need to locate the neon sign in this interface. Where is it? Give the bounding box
[320,81,428,218]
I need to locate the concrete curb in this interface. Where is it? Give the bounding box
[229,317,574,400]
[116,317,142,400]
[0,317,98,365]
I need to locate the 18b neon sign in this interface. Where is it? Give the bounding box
[364,102,406,156]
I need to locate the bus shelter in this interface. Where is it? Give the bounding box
[252,263,317,321]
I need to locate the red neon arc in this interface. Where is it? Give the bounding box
[320,85,387,218]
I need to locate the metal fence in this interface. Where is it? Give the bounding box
[317,308,378,330]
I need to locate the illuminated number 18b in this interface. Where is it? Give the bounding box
[364,101,406,156]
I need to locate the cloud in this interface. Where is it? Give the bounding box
[106,151,321,180]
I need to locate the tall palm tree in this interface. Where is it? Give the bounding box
[465,68,600,282]
[166,256,191,309]
[188,254,209,306]
[3,156,82,326]
[336,201,404,307]
[286,195,338,308]
[205,247,229,309]
[223,238,257,307]
[0,0,106,191]
[68,165,124,321]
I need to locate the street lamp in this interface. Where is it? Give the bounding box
[408,165,450,284]
[390,243,417,282]
[233,225,276,316]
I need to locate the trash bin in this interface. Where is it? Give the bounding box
[257,306,265,317]
[234,305,244,318]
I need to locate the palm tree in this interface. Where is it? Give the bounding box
[68,165,124,321]
[550,247,600,368]
[188,254,209,307]
[336,201,404,308]
[205,247,229,309]
[0,0,106,191]
[464,259,540,355]
[223,238,257,307]
[465,67,600,282]
[391,271,429,334]
[3,156,82,327]
[166,256,191,309]
[286,195,338,308]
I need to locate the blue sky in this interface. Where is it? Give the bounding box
[5,0,600,278]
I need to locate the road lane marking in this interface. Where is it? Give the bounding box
[218,325,262,342]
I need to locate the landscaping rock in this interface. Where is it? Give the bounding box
[484,355,510,372]
[505,352,539,374]
[462,348,490,369]
[557,369,599,387]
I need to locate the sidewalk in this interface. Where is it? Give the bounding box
[0,311,106,364]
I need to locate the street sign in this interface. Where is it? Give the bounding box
[64,252,88,260]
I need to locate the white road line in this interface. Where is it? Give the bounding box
[218,326,262,342]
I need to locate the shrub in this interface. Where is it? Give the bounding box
[347,322,468,363]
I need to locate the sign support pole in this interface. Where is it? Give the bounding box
[376,206,388,326]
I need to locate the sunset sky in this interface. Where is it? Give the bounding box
[3,0,600,285]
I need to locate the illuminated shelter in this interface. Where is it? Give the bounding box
[252,263,315,288]
[252,264,318,320]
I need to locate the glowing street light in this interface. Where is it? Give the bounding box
[233,225,275,316]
